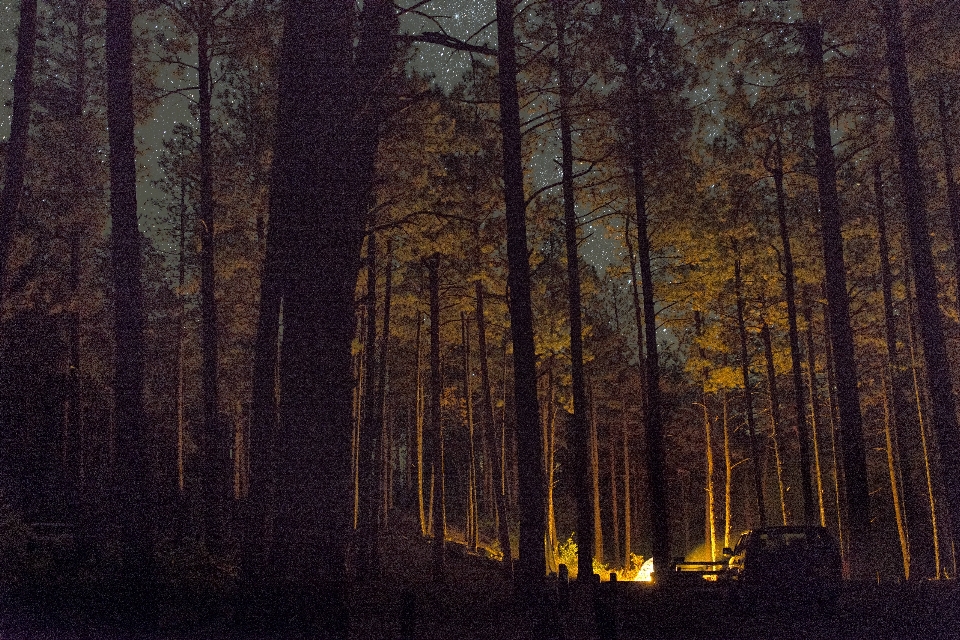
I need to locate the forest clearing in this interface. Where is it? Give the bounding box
[0,0,959,637]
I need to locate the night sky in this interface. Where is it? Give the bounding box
[0,0,614,269]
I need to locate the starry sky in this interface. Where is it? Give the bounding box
[0,0,615,269]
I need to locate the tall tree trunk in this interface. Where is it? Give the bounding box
[0,0,38,303]
[415,315,426,536]
[882,0,960,559]
[476,283,512,576]
[822,304,848,557]
[106,0,151,597]
[770,138,815,523]
[802,20,872,576]
[425,255,445,583]
[702,399,716,560]
[735,258,765,527]
[609,417,620,568]
[623,4,670,579]
[876,164,931,579]
[761,324,788,525]
[590,385,603,567]
[905,263,944,577]
[553,0,593,582]
[937,91,960,319]
[722,389,732,550]
[495,0,546,596]
[803,302,828,527]
[358,230,379,575]
[177,184,187,496]
[197,9,223,551]
[264,5,396,619]
[623,411,632,571]
[462,311,479,553]
[378,239,393,532]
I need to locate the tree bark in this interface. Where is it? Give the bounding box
[801,20,872,576]
[761,324,788,525]
[770,138,815,524]
[378,239,393,531]
[476,282,512,576]
[358,230,379,575]
[462,311,479,553]
[803,302,828,527]
[0,0,38,303]
[624,2,670,579]
[425,255,445,583]
[609,417,620,567]
[106,0,152,599]
[590,383,603,567]
[495,0,546,596]
[937,92,960,320]
[553,0,593,582]
[882,0,960,561]
[722,389,732,550]
[735,258,765,527]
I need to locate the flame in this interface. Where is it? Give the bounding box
[633,557,654,582]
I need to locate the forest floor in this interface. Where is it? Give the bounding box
[0,530,957,639]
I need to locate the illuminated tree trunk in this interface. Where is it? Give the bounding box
[477,282,512,576]
[722,389,732,550]
[609,418,620,567]
[905,263,944,577]
[415,315,426,537]
[735,258,765,527]
[771,138,815,524]
[378,239,393,532]
[803,303,828,527]
[425,255,445,583]
[761,324,788,525]
[462,311,479,553]
[938,91,960,319]
[882,0,960,565]
[822,305,847,556]
[702,399,716,560]
[590,387,603,566]
[623,413,632,571]
[875,164,929,579]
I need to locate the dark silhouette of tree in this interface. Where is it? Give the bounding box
[106,0,152,607]
[495,0,546,599]
[0,0,38,305]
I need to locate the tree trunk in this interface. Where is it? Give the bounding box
[937,92,960,320]
[624,3,670,578]
[425,255,445,583]
[106,0,151,598]
[590,385,603,567]
[265,4,396,614]
[378,240,393,531]
[553,0,593,582]
[415,314,426,536]
[623,410,632,571]
[197,10,224,551]
[722,389,732,550]
[0,0,38,304]
[462,311,479,553]
[882,0,960,562]
[822,304,848,558]
[735,258,765,527]
[875,164,932,579]
[803,302,828,527]
[358,230,379,575]
[802,20,872,576]
[476,282,512,576]
[771,138,815,523]
[177,184,187,496]
[495,0,546,595]
[905,264,944,577]
[609,417,620,568]
[761,324,788,525]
